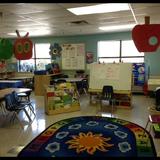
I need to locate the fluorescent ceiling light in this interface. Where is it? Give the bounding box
[67,3,130,15]
[99,24,136,31]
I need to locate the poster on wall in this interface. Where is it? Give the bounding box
[86,52,94,64]
[62,43,85,70]
[132,63,145,86]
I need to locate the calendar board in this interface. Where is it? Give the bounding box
[61,43,85,70]
[89,63,132,91]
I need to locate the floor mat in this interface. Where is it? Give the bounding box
[18,116,157,157]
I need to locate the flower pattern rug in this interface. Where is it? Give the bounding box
[18,116,156,157]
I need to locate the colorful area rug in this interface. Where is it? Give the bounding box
[18,116,156,157]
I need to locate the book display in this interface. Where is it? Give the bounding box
[44,82,80,115]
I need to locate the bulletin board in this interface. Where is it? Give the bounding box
[61,43,85,70]
[89,63,132,91]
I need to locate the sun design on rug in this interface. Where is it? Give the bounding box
[65,132,114,155]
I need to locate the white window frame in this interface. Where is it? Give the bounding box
[98,40,144,63]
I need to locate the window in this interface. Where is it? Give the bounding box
[35,43,50,58]
[98,40,144,63]
[19,48,35,72]
[18,43,51,72]
[121,40,144,63]
[98,41,120,57]
[35,43,51,70]
[98,41,120,63]
[19,59,35,72]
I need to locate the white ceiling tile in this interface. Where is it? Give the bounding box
[0,3,160,38]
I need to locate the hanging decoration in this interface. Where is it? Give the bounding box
[132,16,160,52]
[0,60,6,68]
[0,38,13,60]
[14,30,33,60]
[49,43,62,60]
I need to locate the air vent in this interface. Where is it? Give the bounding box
[68,20,89,26]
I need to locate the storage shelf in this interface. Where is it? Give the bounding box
[44,83,80,115]
[89,89,132,109]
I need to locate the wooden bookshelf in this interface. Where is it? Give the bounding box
[44,83,80,115]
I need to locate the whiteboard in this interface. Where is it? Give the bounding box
[62,43,85,70]
[89,63,132,91]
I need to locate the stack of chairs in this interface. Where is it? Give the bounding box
[4,91,36,128]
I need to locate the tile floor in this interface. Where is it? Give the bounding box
[0,92,160,157]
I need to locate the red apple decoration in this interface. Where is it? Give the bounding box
[132,24,160,52]
[14,30,33,60]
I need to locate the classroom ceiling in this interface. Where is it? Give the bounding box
[0,3,160,38]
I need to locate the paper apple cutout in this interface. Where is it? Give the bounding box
[14,30,33,60]
[132,24,160,52]
[0,38,13,59]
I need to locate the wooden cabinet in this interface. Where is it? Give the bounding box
[34,73,62,96]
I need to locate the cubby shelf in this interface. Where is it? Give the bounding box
[88,88,132,109]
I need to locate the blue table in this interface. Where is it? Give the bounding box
[0,80,24,89]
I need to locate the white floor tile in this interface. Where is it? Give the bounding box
[0,92,159,157]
